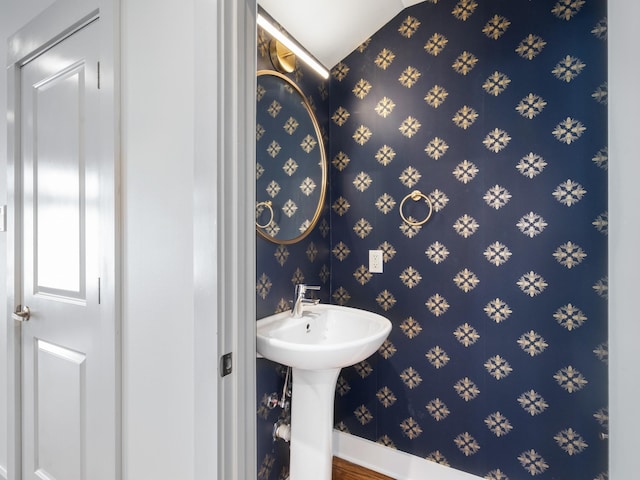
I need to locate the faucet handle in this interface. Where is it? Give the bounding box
[295,284,320,296]
[292,285,321,317]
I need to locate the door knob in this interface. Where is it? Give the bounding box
[13,305,30,322]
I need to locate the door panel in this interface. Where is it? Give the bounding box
[34,340,86,480]
[19,19,113,480]
[33,62,85,298]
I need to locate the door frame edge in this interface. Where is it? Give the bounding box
[212,1,257,479]
[6,58,22,480]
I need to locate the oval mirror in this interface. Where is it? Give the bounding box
[255,70,327,244]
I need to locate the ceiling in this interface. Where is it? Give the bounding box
[258,0,425,70]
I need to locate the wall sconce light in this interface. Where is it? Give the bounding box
[269,40,296,74]
[257,13,330,80]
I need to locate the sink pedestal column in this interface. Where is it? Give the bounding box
[289,367,341,480]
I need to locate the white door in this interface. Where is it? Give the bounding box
[16,19,117,480]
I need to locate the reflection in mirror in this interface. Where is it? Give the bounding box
[256,70,327,244]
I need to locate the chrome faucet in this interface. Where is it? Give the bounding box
[292,284,320,318]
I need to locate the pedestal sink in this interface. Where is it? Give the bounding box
[256,304,392,480]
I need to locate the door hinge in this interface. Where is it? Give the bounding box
[97,61,101,89]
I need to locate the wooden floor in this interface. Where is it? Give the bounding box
[332,456,395,480]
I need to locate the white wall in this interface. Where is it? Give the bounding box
[120,0,195,478]
[608,2,640,478]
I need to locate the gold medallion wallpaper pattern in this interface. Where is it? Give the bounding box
[257,1,608,479]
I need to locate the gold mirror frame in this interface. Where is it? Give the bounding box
[256,70,327,245]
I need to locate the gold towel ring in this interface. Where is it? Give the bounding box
[256,200,274,229]
[400,190,433,226]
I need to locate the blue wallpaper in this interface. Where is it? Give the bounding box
[329,1,607,479]
[256,1,608,479]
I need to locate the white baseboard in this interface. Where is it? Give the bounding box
[333,430,483,480]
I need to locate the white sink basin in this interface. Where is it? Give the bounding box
[256,304,392,370]
[257,303,391,480]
